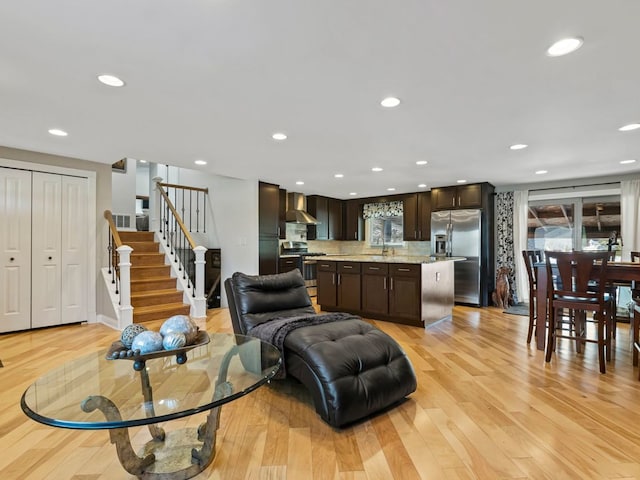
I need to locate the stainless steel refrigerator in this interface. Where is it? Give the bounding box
[431,209,482,305]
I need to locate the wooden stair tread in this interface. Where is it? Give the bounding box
[131,289,183,298]
[134,303,191,315]
[131,276,176,283]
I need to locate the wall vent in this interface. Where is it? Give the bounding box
[113,214,131,229]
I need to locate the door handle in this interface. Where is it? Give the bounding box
[390,278,394,290]
[384,277,387,290]
[337,274,341,285]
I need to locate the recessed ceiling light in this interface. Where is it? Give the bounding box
[272,132,287,141]
[619,123,640,132]
[139,159,147,163]
[194,160,207,166]
[416,160,428,165]
[334,173,344,178]
[380,97,400,108]
[48,128,68,137]
[349,192,357,196]
[546,37,583,57]
[371,167,383,172]
[418,184,427,188]
[457,179,467,184]
[387,187,396,191]
[620,159,637,164]
[295,181,304,185]
[536,170,548,175]
[510,144,528,150]
[97,74,125,87]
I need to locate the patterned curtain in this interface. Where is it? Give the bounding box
[495,191,518,303]
[362,201,403,219]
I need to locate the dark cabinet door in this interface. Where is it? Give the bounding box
[328,198,343,240]
[317,261,337,307]
[403,193,419,241]
[432,187,456,210]
[258,182,279,237]
[307,196,329,240]
[417,191,431,240]
[278,188,287,239]
[343,200,363,241]
[259,236,279,275]
[457,184,482,208]
[389,264,421,323]
[361,263,389,315]
[337,262,361,311]
[279,256,300,274]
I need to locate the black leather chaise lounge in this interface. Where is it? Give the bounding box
[225,269,417,428]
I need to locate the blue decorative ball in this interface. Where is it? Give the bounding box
[160,315,198,345]
[120,324,148,348]
[162,332,187,350]
[131,330,163,354]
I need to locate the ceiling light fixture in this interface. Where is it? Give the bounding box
[349,192,357,196]
[510,144,528,150]
[139,159,147,163]
[380,97,400,108]
[334,173,344,178]
[97,74,125,87]
[619,123,640,132]
[416,160,428,165]
[387,187,396,191]
[272,132,287,141]
[535,170,548,175]
[194,160,207,166]
[295,181,304,185]
[457,179,467,184]
[48,128,68,137]
[546,37,583,57]
[371,167,383,172]
[418,184,427,188]
[620,159,637,164]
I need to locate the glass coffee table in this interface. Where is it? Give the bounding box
[21,333,281,479]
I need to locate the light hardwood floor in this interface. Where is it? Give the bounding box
[2,306,640,479]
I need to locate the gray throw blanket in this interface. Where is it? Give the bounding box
[247,312,358,379]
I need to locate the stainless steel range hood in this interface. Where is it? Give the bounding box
[285,192,319,224]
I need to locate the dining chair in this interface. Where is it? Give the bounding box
[544,250,614,374]
[522,250,543,344]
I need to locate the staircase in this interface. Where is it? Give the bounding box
[119,231,191,323]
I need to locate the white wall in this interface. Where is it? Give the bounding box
[111,157,137,225]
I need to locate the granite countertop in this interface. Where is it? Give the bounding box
[316,255,465,264]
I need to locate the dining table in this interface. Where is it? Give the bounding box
[534,261,640,352]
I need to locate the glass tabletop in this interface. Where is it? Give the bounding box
[21,333,281,430]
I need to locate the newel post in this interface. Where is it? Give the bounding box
[117,245,134,328]
[192,245,207,318]
[151,176,163,233]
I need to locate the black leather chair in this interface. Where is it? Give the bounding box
[225,269,417,428]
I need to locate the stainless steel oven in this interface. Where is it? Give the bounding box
[281,241,326,294]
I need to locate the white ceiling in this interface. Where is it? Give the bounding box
[1,0,639,199]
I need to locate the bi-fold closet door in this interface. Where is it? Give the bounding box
[1,167,88,332]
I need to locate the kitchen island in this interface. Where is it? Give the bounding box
[316,255,461,328]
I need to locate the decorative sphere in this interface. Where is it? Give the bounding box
[160,315,198,345]
[131,330,163,354]
[162,332,187,350]
[120,324,148,348]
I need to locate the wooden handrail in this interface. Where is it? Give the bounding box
[156,186,197,249]
[158,182,208,194]
[103,210,123,247]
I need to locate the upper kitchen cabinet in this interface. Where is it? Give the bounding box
[431,183,492,211]
[259,181,280,237]
[403,192,431,241]
[278,188,287,239]
[307,195,343,240]
[343,199,364,241]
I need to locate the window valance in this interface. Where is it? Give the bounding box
[362,201,403,219]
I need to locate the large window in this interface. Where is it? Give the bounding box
[368,216,404,246]
[527,196,621,258]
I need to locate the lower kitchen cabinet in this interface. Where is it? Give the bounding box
[317,261,361,312]
[361,263,389,315]
[388,264,421,324]
[279,256,301,274]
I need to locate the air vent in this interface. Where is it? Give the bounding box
[113,214,131,229]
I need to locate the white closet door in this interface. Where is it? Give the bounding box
[0,167,32,332]
[61,175,88,324]
[31,172,62,328]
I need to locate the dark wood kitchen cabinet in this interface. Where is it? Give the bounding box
[361,262,421,326]
[259,181,280,275]
[403,192,431,241]
[343,199,363,241]
[317,260,361,312]
[307,196,343,240]
[279,256,301,274]
[431,184,482,210]
[388,264,421,324]
[278,188,287,239]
